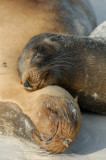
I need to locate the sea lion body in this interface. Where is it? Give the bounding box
[0,0,96,93]
[18,33,106,114]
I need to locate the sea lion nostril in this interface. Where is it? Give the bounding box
[24,80,33,88]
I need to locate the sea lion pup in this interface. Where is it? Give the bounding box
[0,86,81,153]
[18,33,106,114]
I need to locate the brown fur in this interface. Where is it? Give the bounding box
[18,33,106,114]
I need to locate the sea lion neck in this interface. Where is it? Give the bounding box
[48,35,87,94]
[53,34,106,96]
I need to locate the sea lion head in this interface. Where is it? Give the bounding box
[18,33,65,91]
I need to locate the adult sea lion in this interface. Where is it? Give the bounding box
[18,32,106,114]
[0,0,96,97]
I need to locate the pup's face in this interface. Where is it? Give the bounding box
[17,33,61,91]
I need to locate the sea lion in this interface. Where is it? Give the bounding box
[0,86,81,153]
[18,33,106,114]
[0,0,96,96]
[0,0,96,154]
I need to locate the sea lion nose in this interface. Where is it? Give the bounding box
[24,80,33,88]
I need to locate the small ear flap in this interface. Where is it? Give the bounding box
[44,37,60,51]
[74,95,78,103]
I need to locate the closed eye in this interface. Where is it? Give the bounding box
[31,52,44,63]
